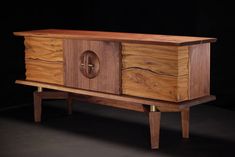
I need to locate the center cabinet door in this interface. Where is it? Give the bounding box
[63,40,121,94]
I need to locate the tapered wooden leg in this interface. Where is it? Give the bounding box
[67,95,73,115]
[33,91,42,123]
[181,108,190,138]
[149,109,161,149]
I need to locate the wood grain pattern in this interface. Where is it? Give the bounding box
[24,37,64,85]
[149,111,161,149]
[69,94,147,112]
[24,37,63,62]
[122,68,188,101]
[25,59,63,85]
[189,43,210,99]
[122,43,183,76]
[14,29,216,46]
[15,80,216,108]
[64,39,121,94]
[122,43,189,102]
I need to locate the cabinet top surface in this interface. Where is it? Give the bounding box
[14,29,216,46]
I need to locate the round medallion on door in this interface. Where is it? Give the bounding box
[80,50,100,79]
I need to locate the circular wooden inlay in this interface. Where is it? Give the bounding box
[80,50,100,79]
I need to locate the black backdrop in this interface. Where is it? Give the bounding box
[1,1,234,109]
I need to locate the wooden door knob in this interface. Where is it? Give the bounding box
[80,50,100,79]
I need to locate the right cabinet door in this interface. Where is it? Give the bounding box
[121,43,189,102]
[63,39,121,94]
[121,43,210,102]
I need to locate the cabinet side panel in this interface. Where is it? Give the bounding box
[122,43,189,102]
[177,46,189,101]
[189,43,210,99]
[24,37,64,85]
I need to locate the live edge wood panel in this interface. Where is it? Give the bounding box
[122,43,210,102]
[122,43,189,102]
[24,37,64,85]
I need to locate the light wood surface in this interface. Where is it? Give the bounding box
[25,59,64,85]
[15,80,216,109]
[189,43,210,99]
[64,39,121,94]
[122,43,189,102]
[24,37,64,85]
[14,29,216,46]
[24,37,63,62]
[122,43,188,76]
[149,111,161,149]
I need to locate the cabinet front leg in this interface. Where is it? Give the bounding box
[67,94,73,115]
[181,108,190,138]
[33,91,42,123]
[149,105,161,149]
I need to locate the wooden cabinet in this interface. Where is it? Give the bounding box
[22,32,213,102]
[14,29,216,149]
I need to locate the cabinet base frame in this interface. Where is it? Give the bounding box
[16,80,215,149]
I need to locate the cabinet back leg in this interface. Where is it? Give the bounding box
[33,91,42,123]
[181,108,190,138]
[149,110,161,149]
[67,95,73,115]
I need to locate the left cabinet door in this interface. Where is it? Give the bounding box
[24,37,64,85]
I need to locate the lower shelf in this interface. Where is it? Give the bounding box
[15,80,215,110]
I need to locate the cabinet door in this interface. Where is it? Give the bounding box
[24,37,64,85]
[122,43,189,102]
[64,40,121,94]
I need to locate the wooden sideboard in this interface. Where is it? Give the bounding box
[14,29,216,149]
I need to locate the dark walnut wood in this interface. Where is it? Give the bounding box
[33,91,42,123]
[69,94,148,112]
[149,111,161,149]
[189,43,210,99]
[63,39,121,94]
[181,108,190,138]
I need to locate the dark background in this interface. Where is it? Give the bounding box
[0,1,234,109]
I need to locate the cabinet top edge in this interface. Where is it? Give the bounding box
[13,29,217,46]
